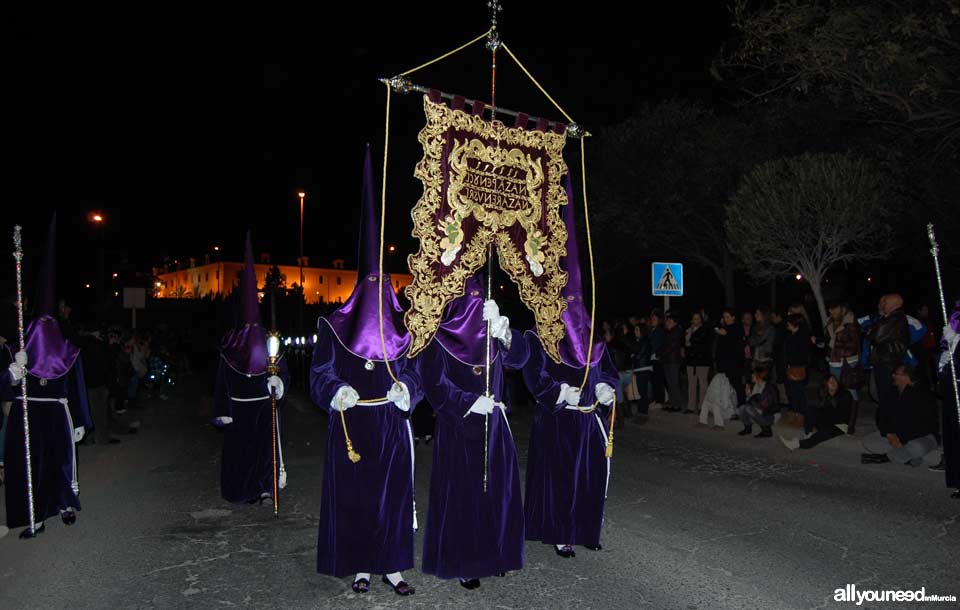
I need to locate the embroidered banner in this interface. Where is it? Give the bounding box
[405,94,569,361]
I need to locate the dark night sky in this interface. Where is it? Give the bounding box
[3,4,730,296]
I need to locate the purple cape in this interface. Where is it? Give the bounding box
[220,323,269,376]
[433,275,504,366]
[322,276,410,361]
[23,315,81,380]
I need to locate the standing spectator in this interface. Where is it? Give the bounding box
[630,322,654,423]
[661,312,685,412]
[714,309,745,406]
[685,312,711,414]
[606,323,632,429]
[770,310,788,403]
[866,294,910,420]
[749,307,776,366]
[861,365,939,465]
[783,313,813,436]
[741,311,754,380]
[915,304,937,389]
[76,326,118,446]
[648,310,666,409]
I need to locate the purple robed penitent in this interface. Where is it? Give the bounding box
[522,176,619,547]
[420,276,530,580]
[312,144,423,577]
[214,232,290,504]
[4,215,92,528]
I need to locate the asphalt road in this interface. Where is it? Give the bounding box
[1,374,957,610]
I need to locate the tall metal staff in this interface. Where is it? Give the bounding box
[928,224,960,423]
[12,226,37,536]
[266,331,281,517]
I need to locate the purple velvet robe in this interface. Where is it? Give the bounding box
[3,362,92,528]
[310,321,423,577]
[522,332,618,547]
[420,329,529,579]
[213,356,290,504]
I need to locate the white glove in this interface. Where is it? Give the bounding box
[212,416,233,426]
[940,325,959,372]
[74,426,85,443]
[278,468,287,490]
[8,363,25,385]
[331,385,359,411]
[466,394,495,416]
[595,383,615,406]
[15,350,27,367]
[482,299,511,345]
[387,381,411,412]
[557,383,582,407]
[267,375,285,400]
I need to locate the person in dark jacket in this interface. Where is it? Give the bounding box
[648,310,666,408]
[861,365,938,465]
[714,309,745,406]
[661,312,685,412]
[867,294,910,420]
[685,312,711,414]
[780,375,851,450]
[784,313,814,434]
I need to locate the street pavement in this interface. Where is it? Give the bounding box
[0,374,957,610]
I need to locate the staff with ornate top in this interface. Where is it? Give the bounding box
[11,226,36,537]
[928,224,960,422]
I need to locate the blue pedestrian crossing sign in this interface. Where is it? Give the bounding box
[652,262,683,297]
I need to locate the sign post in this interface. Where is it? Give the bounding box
[651,262,683,313]
[123,287,146,329]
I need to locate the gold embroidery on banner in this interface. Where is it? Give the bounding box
[405,95,569,362]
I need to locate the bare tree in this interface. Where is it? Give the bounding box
[725,152,897,326]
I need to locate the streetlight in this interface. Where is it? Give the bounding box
[297,190,306,330]
[88,211,106,303]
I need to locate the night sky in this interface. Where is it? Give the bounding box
[4,4,730,300]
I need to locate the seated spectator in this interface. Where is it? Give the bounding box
[783,313,814,436]
[780,375,851,450]
[737,365,778,438]
[861,365,939,465]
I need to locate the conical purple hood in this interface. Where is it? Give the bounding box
[557,176,604,367]
[220,232,267,376]
[323,145,410,361]
[241,231,259,325]
[357,144,378,279]
[434,274,502,366]
[23,214,81,379]
[37,213,57,316]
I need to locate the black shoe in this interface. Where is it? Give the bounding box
[459,578,481,590]
[860,453,890,464]
[351,578,370,594]
[555,544,576,558]
[754,428,773,438]
[950,490,960,500]
[61,510,76,525]
[583,544,603,551]
[19,523,44,539]
[928,458,946,472]
[382,575,415,596]
[737,427,753,436]
[424,434,432,445]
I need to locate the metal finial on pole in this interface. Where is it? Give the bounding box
[13,226,37,536]
[927,223,960,424]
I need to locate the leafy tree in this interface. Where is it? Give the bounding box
[725,152,898,325]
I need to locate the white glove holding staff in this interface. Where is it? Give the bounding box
[482,299,511,346]
[8,350,27,385]
[267,375,285,400]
